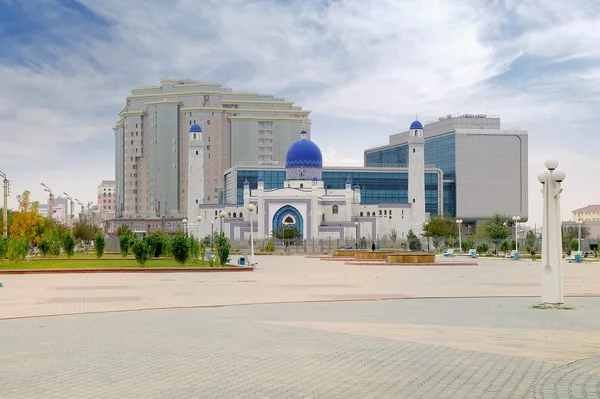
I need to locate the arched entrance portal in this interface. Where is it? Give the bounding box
[272,205,304,239]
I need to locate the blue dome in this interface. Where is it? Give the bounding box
[354,184,361,190]
[410,120,423,130]
[257,176,264,182]
[189,124,203,133]
[286,138,323,168]
[243,180,249,186]
[300,129,307,135]
[345,179,352,185]
[312,176,318,181]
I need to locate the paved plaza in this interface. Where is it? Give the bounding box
[1,255,600,398]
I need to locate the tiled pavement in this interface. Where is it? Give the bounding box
[1,298,600,398]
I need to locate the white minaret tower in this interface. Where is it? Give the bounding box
[187,123,205,237]
[408,120,425,236]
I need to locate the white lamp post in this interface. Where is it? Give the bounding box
[182,218,188,235]
[576,218,584,252]
[512,215,521,253]
[456,219,463,254]
[210,221,214,250]
[247,204,256,266]
[537,159,566,305]
[219,210,227,235]
[355,221,359,243]
[196,215,203,240]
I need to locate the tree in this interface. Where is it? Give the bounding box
[483,213,509,250]
[94,232,105,259]
[500,240,511,252]
[7,238,28,263]
[266,238,275,252]
[171,231,190,265]
[422,213,456,247]
[0,236,9,260]
[38,238,51,257]
[272,225,302,249]
[73,221,101,243]
[62,232,75,259]
[189,235,201,259]
[525,230,536,249]
[407,229,422,251]
[390,229,398,243]
[563,225,591,240]
[132,239,151,266]
[570,238,579,252]
[9,191,45,243]
[199,240,206,261]
[214,232,231,266]
[476,242,489,254]
[117,226,135,258]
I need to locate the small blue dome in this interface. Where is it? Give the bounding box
[300,129,307,135]
[286,138,323,168]
[312,176,318,181]
[410,120,423,130]
[354,184,361,190]
[189,124,203,133]
[243,180,249,186]
[257,176,264,182]
[345,179,352,185]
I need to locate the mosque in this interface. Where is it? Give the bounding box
[187,121,427,242]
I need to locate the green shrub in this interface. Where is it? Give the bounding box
[189,236,201,259]
[94,232,105,259]
[119,234,131,258]
[162,235,173,257]
[47,227,61,257]
[7,238,29,263]
[476,243,489,254]
[500,240,511,252]
[171,231,190,265]
[62,232,75,259]
[0,236,9,260]
[461,240,475,253]
[266,238,275,252]
[407,230,421,251]
[214,233,231,266]
[208,258,215,267]
[199,241,206,261]
[570,238,579,251]
[144,233,158,258]
[38,238,51,257]
[132,239,151,266]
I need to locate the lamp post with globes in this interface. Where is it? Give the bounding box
[219,210,227,235]
[196,215,203,240]
[210,221,214,251]
[576,218,584,252]
[537,159,566,305]
[456,219,463,254]
[182,218,188,235]
[247,204,256,266]
[512,215,521,254]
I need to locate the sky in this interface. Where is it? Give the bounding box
[1,0,599,225]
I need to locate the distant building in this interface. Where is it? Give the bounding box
[98,180,116,219]
[113,79,310,219]
[364,114,528,221]
[572,205,600,222]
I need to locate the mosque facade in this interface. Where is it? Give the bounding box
[186,121,427,242]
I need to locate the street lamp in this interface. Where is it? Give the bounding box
[182,218,188,235]
[0,170,8,237]
[211,221,214,251]
[196,215,203,240]
[219,210,227,235]
[512,215,521,253]
[75,199,84,222]
[355,221,359,244]
[537,159,566,305]
[576,218,584,252]
[63,192,75,230]
[41,183,53,220]
[456,219,463,254]
[247,204,256,266]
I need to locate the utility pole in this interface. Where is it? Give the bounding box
[63,192,75,230]
[41,183,54,221]
[0,170,9,237]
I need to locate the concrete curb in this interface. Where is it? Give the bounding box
[0,267,254,274]
[345,261,478,266]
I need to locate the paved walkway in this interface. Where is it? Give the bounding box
[1,255,600,319]
[1,255,600,398]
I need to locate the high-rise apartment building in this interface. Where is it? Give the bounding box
[113,79,310,219]
[98,180,116,219]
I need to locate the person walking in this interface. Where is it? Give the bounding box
[371,241,376,252]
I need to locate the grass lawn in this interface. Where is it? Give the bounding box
[0,258,227,270]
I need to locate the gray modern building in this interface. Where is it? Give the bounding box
[113,79,310,219]
[364,114,528,221]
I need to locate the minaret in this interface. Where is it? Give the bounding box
[344,179,353,220]
[187,124,205,237]
[408,120,425,235]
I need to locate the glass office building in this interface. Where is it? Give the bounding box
[365,115,528,221]
[224,165,443,216]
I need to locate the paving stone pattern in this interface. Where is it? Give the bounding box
[2,303,594,399]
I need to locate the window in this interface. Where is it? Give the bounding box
[332,204,339,214]
[300,183,304,188]
[193,133,197,140]
[233,212,236,218]
[413,148,415,153]
[360,212,364,217]
[379,210,382,216]
[207,145,210,150]
[196,151,199,155]
[384,210,387,215]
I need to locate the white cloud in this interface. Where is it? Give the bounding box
[1,0,599,223]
